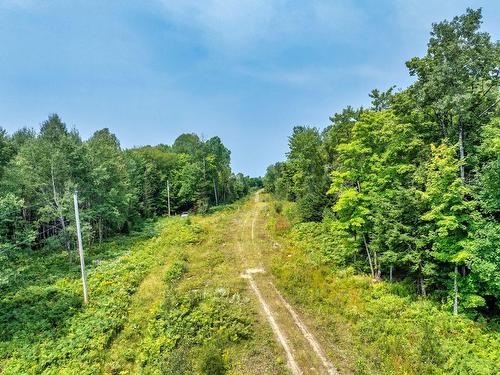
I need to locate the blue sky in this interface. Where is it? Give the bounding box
[0,1,498,176]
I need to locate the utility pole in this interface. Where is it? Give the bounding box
[167,179,171,216]
[73,191,89,304]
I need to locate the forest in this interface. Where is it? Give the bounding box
[0,118,260,255]
[264,8,499,317]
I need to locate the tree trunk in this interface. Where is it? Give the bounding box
[389,265,393,282]
[373,250,380,280]
[437,112,447,138]
[98,217,103,244]
[458,119,465,181]
[419,261,426,297]
[441,121,447,138]
[453,266,459,315]
[51,162,71,256]
[420,275,426,297]
[213,178,218,205]
[362,234,375,279]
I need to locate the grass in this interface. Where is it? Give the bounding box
[102,248,188,373]
[0,197,290,374]
[127,203,287,374]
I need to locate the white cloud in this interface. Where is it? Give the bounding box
[311,0,364,33]
[155,0,276,52]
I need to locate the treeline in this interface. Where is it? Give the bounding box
[0,117,260,252]
[264,9,499,314]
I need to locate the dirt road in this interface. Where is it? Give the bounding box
[237,192,337,375]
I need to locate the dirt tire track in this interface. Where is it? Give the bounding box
[240,191,339,374]
[270,282,338,374]
[243,270,302,375]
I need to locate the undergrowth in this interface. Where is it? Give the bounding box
[266,198,500,375]
[0,218,202,374]
[138,248,253,374]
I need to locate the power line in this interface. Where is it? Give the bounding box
[0,200,50,217]
[0,185,96,217]
[0,222,72,256]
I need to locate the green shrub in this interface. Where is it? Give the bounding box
[139,285,252,374]
[198,344,226,375]
[273,201,283,214]
[164,259,186,283]
[289,220,357,267]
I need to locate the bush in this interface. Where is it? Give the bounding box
[273,201,283,214]
[164,259,186,283]
[198,344,226,375]
[295,191,326,222]
[289,220,357,267]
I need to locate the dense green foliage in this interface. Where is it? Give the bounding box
[264,9,500,315]
[0,218,203,373]
[0,119,261,371]
[0,118,261,253]
[267,202,499,374]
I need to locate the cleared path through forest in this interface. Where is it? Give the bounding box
[100,192,338,374]
[239,192,338,375]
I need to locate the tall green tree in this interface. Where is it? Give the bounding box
[86,129,130,242]
[2,115,86,251]
[420,144,475,312]
[369,86,396,111]
[328,111,418,278]
[205,136,231,204]
[474,117,500,216]
[0,128,14,180]
[286,126,326,221]
[264,8,500,315]
[0,194,36,252]
[406,8,500,180]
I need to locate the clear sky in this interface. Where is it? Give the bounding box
[0,1,498,176]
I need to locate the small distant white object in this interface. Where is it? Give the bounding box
[240,267,266,279]
[181,212,189,217]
